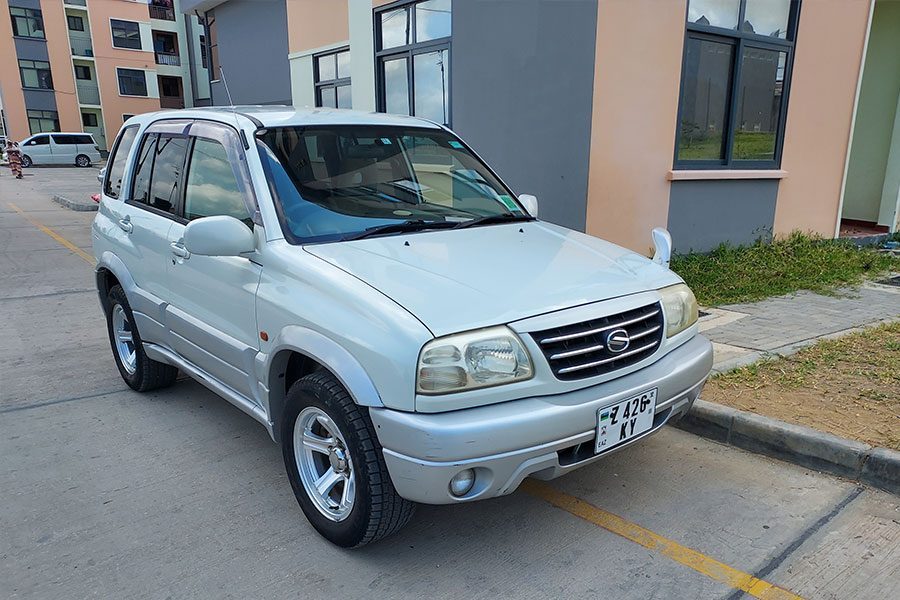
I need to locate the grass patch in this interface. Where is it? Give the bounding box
[704,321,900,449]
[670,232,900,306]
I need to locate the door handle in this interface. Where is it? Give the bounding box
[170,241,191,259]
[117,217,133,233]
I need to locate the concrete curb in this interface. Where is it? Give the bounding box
[676,399,900,496]
[52,194,97,212]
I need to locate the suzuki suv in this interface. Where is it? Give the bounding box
[92,107,713,547]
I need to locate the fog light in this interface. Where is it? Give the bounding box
[449,469,476,497]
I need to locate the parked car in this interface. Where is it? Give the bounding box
[92,107,713,548]
[19,132,101,167]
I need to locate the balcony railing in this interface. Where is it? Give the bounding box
[155,52,181,66]
[76,81,100,105]
[70,35,93,57]
[149,5,175,21]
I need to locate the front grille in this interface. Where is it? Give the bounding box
[531,302,664,381]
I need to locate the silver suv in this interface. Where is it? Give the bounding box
[92,107,713,547]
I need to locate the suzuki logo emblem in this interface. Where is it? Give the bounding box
[605,328,631,354]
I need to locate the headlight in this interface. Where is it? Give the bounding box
[417,326,533,394]
[659,283,699,337]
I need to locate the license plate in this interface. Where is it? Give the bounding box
[595,388,657,453]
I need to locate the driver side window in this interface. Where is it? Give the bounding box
[183,138,252,227]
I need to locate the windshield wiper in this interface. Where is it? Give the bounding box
[343,220,458,241]
[452,213,535,229]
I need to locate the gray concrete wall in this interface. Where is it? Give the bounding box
[208,0,291,105]
[451,0,598,231]
[667,179,779,253]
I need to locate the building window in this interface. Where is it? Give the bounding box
[117,68,148,96]
[199,34,208,69]
[74,65,92,80]
[204,11,220,81]
[67,15,84,31]
[111,19,142,50]
[314,48,351,109]
[81,112,98,127]
[375,0,451,125]
[123,114,135,123]
[27,110,59,134]
[19,60,53,90]
[10,6,44,39]
[675,0,800,168]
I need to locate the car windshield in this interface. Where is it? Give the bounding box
[256,125,529,243]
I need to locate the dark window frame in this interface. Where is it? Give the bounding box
[117,68,148,97]
[18,59,53,90]
[199,34,208,69]
[127,132,192,223]
[674,0,801,170]
[81,112,98,127]
[10,6,44,39]
[26,110,59,134]
[67,14,84,31]
[110,18,142,50]
[374,0,451,126]
[314,47,351,109]
[74,65,92,80]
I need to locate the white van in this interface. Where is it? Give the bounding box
[19,132,102,167]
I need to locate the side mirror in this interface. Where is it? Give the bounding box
[518,194,538,218]
[183,215,255,257]
[97,167,106,184]
[651,227,673,268]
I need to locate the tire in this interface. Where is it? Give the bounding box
[21,155,32,168]
[75,154,91,167]
[104,284,178,391]
[282,370,415,548]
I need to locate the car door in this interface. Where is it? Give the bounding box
[23,134,50,164]
[50,135,76,164]
[164,123,262,402]
[113,126,192,347]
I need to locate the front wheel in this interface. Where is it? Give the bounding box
[21,154,33,168]
[282,371,415,547]
[104,284,178,391]
[75,154,91,167]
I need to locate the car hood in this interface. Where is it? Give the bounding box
[304,221,681,337]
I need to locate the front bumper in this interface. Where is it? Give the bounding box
[370,335,713,504]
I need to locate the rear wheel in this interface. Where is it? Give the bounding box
[282,370,415,547]
[21,155,32,168]
[75,154,91,167]
[104,284,178,391]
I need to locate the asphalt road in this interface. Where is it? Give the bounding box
[1,168,898,599]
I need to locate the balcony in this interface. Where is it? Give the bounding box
[155,52,181,66]
[70,34,93,57]
[149,4,175,21]
[76,81,100,105]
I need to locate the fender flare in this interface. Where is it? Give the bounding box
[95,251,137,306]
[262,326,384,442]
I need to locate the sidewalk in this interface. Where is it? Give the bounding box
[699,280,900,372]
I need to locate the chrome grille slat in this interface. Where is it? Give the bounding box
[557,340,660,374]
[531,302,664,381]
[539,309,661,344]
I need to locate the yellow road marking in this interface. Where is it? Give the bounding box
[7,202,94,265]
[522,479,804,600]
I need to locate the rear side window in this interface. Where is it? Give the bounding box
[52,135,76,145]
[184,138,251,226]
[131,133,189,215]
[104,126,138,199]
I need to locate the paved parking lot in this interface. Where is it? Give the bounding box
[1,168,899,599]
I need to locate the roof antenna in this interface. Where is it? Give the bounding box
[219,66,249,149]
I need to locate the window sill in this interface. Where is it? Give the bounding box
[667,169,787,181]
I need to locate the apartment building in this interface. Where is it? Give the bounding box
[191,0,899,253]
[0,0,210,152]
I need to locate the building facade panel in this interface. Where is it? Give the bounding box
[452,0,598,231]
[775,0,871,237]
[584,0,687,251]
[667,179,779,253]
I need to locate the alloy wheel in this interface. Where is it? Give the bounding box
[293,407,356,521]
